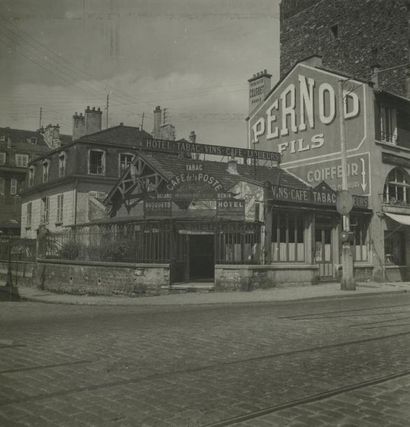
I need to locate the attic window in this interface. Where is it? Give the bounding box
[88,149,105,175]
[27,137,37,144]
[330,24,339,40]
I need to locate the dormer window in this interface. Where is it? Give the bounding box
[88,149,105,175]
[59,152,67,177]
[42,161,49,183]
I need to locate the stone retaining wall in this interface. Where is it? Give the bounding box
[35,260,170,296]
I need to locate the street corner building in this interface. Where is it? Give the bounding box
[247,50,410,283]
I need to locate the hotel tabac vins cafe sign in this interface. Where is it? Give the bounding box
[249,63,370,195]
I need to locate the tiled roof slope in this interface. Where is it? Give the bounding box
[138,151,309,191]
[80,125,152,145]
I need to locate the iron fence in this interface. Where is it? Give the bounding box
[0,237,37,262]
[40,221,172,263]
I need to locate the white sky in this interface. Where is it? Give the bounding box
[0,0,280,147]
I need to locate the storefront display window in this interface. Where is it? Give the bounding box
[271,211,305,262]
[351,216,369,262]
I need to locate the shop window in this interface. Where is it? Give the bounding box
[383,168,410,205]
[15,153,29,167]
[271,211,305,262]
[10,178,17,195]
[59,153,66,177]
[351,216,369,262]
[0,152,6,165]
[28,166,35,187]
[384,230,405,265]
[26,202,32,228]
[379,104,397,143]
[89,149,105,175]
[119,153,134,176]
[42,161,49,183]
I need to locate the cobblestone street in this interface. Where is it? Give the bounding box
[1,293,410,426]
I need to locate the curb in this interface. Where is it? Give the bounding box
[15,287,409,307]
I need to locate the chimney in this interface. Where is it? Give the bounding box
[41,124,61,149]
[152,106,162,138]
[371,64,380,90]
[72,112,86,141]
[85,106,102,135]
[159,123,176,141]
[248,69,272,114]
[189,131,196,144]
[301,54,323,68]
[227,158,239,175]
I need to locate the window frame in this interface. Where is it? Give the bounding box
[10,178,18,196]
[15,153,29,168]
[28,166,35,187]
[383,167,410,205]
[58,152,67,178]
[42,160,50,183]
[0,152,6,165]
[118,152,135,177]
[56,194,64,224]
[88,149,106,176]
[41,196,50,224]
[26,202,32,228]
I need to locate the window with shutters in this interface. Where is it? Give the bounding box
[0,152,6,165]
[26,202,32,228]
[42,161,49,183]
[59,153,66,177]
[41,196,49,224]
[56,194,64,224]
[15,154,29,167]
[10,178,17,195]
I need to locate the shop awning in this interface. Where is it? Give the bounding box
[385,212,410,226]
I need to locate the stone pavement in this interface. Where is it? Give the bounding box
[1,293,410,426]
[13,280,410,306]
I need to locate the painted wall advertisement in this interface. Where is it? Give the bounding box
[249,63,370,195]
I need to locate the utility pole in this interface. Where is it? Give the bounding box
[39,107,43,129]
[105,92,110,129]
[338,80,355,290]
[140,112,145,130]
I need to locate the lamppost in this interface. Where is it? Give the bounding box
[337,80,355,290]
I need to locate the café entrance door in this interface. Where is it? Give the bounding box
[314,217,334,280]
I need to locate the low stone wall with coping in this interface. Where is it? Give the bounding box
[0,260,36,287]
[35,259,170,296]
[215,264,320,291]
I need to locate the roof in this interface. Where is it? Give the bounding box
[138,151,307,189]
[79,125,152,145]
[0,127,71,154]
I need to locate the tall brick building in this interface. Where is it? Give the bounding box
[280,0,410,97]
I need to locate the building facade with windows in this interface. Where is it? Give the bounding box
[248,57,410,281]
[0,126,69,234]
[20,123,154,238]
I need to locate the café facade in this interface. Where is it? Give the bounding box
[101,138,371,290]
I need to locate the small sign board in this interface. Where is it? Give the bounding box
[144,198,172,218]
[336,190,354,215]
[216,193,245,220]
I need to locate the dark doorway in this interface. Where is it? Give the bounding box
[189,235,214,281]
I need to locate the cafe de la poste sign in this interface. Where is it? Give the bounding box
[248,63,370,195]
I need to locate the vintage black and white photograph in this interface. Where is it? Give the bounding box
[1,0,410,425]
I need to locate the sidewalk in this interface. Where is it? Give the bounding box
[11,281,410,306]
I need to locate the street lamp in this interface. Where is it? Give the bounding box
[337,80,355,290]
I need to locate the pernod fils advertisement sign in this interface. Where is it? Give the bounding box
[249,64,369,194]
